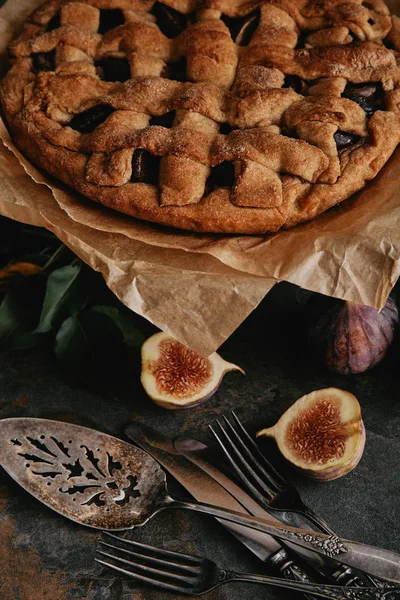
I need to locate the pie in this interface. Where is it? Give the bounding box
[2,0,400,234]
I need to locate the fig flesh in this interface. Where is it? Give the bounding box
[141,332,244,409]
[257,388,365,481]
[307,296,398,375]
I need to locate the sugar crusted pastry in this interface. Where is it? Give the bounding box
[2,0,400,234]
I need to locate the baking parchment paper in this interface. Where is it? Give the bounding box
[0,0,399,355]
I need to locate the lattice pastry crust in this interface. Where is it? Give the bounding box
[2,0,400,233]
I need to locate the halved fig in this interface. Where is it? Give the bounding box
[141,332,244,409]
[257,388,365,481]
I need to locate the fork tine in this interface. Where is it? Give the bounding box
[104,533,201,565]
[227,413,339,536]
[210,419,283,508]
[209,422,272,505]
[99,541,200,576]
[230,410,287,486]
[212,418,277,494]
[221,415,281,492]
[96,548,198,586]
[95,557,190,594]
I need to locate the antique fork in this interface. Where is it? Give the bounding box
[210,411,336,533]
[209,411,386,587]
[95,534,399,599]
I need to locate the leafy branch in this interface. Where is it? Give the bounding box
[0,217,149,384]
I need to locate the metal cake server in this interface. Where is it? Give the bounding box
[1,418,400,584]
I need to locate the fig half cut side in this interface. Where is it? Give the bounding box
[141,332,244,409]
[257,388,366,481]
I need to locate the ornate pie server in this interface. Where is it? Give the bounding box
[0,418,399,584]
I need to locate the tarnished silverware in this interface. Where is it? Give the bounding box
[175,436,379,587]
[125,421,319,597]
[206,412,392,589]
[1,418,400,583]
[210,412,336,532]
[95,535,400,600]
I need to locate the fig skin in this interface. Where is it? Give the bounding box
[141,332,244,410]
[306,295,398,375]
[257,388,365,482]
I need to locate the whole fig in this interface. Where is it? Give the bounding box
[307,295,398,374]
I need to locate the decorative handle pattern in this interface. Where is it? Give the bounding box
[306,590,400,599]
[281,530,348,559]
[281,560,315,582]
[303,589,400,599]
[177,498,400,582]
[217,568,400,600]
[276,558,399,598]
[298,507,390,589]
[270,547,318,600]
[332,566,396,589]
[269,544,397,596]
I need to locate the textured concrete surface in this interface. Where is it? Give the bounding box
[0,282,399,600]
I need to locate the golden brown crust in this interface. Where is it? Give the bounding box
[2,0,400,233]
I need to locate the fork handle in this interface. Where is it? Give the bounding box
[331,565,394,589]
[270,548,316,583]
[166,498,400,583]
[219,571,400,600]
[295,506,338,537]
[289,507,388,588]
[269,548,322,600]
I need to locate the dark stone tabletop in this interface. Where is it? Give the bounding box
[0,282,399,600]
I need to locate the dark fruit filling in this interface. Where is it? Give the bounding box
[32,51,56,73]
[163,57,187,82]
[383,38,395,50]
[68,105,114,134]
[221,11,260,46]
[95,57,131,82]
[46,13,61,32]
[206,161,235,192]
[283,75,304,94]
[98,9,125,35]
[342,82,384,116]
[149,111,176,128]
[220,123,236,135]
[286,129,299,140]
[334,131,361,150]
[295,30,313,49]
[131,149,160,184]
[151,2,187,38]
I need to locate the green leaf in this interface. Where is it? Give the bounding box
[35,265,88,334]
[0,277,46,351]
[55,308,127,382]
[91,306,146,351]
